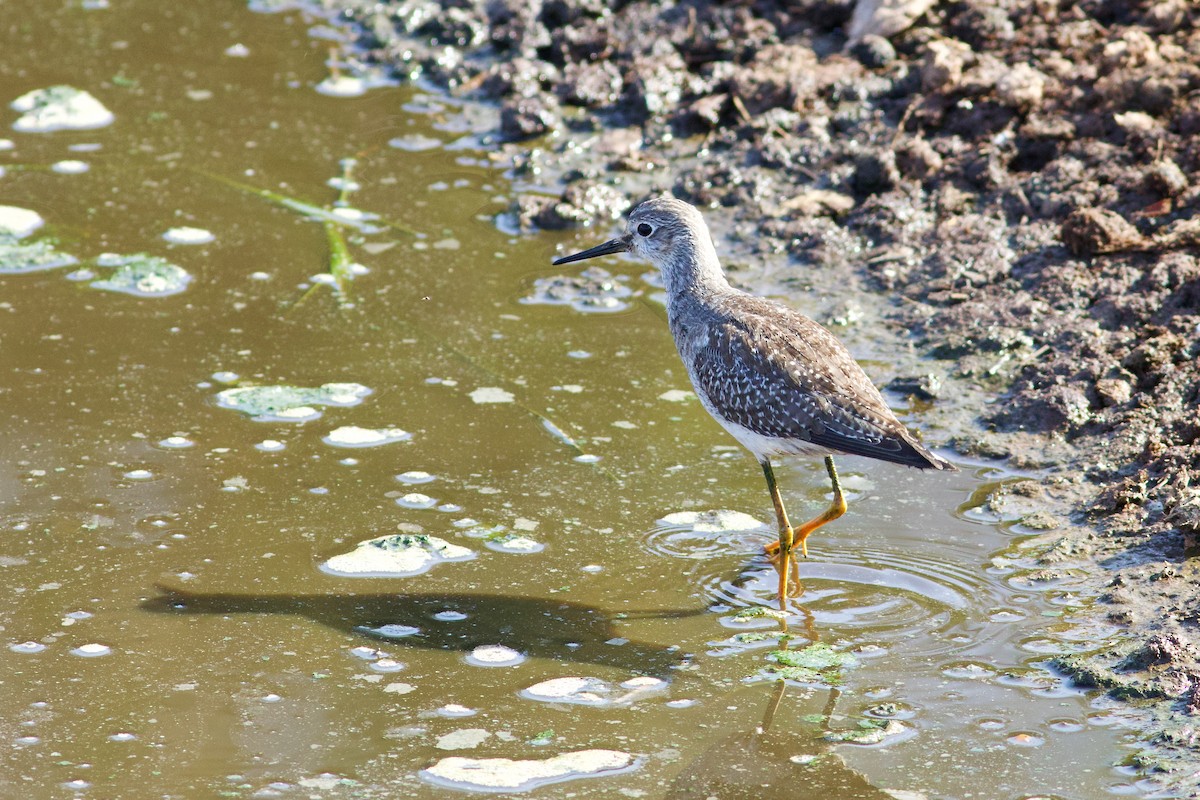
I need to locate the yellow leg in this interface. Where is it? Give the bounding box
[763,456,847,609]
[761,460,800,610]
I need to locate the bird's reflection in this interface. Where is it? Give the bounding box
[140,583,693,674]
[668,592,894,799]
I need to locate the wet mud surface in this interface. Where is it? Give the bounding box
[319,0,1200,784]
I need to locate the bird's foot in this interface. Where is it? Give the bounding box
[763,540,803,600]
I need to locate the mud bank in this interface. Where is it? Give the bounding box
[309,0,1200,784]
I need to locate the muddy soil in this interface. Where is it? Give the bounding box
[311,0,1200,785]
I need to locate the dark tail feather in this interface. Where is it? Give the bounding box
[813,429,957,471]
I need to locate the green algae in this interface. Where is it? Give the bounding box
[215,382,371,421]
[0,235,77,273]
[90,253,192,297]
[767,643,858,685]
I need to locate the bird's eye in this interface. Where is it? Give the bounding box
[636,223,653,237]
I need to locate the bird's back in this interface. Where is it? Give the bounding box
[670,288,953,471]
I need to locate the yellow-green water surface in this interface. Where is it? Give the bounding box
[0,2,1166,798]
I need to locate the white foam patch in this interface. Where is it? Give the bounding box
[163,227,215,245]
[388,134,442,151]
[315,75,367,97]
[469,387,514,404]
[0,206,44,238]
[323,425,411,448]
[520,677,613,706]
[420,749,635,792]
[657,510,765,533]
[51,160,89,174]
[435,728,490,750]
[320,534,473,578]
[436,704,476,717]
[485,535,544,554]
[10,86,114,132]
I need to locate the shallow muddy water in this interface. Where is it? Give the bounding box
[0,2,1169,798]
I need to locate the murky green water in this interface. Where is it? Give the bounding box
[0,2,1169,798]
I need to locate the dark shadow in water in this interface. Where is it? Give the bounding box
[140,584,695,674]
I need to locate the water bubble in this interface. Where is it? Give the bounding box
[396,471,435,485]
[484,535,544,554]
[1006,732,1044,747]
[433,610,468,622]
[1048,718,1085,733]
[436,704,477,718]
[123,469,153,480]
[396,493,437,510]
[162,227,215,245]
[71,643,111,657]
[109,732,137,742]
[158,436,194,449]
[465,645,524,668]
[255,440,285,452]
[51,160,89,174]
[359,624,420,639]
[10,641,47,654]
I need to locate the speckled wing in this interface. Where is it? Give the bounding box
[689,297,946,468]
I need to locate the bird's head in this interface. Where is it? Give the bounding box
[552,196,713,273]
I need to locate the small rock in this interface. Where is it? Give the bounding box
[1095,378,1133,408]
[499,96,559,141]
[850,34,895,68]
[730,44,818,115]
[1147,159,1188,197]
[558,61,623,108]
[1144,0,1188,33]
[921,39,972,93]
[1018,511,1063,531]
[1061,208,1148,256]
[995,64,1046,111]
[852,151,898,195]
[886,374,943,401]
[896,138,943,179]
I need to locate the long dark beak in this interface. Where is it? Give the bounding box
[552,235,631,265]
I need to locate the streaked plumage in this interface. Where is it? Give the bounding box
[554,195,954,610]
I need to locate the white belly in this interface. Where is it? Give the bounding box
[692,384,832,461]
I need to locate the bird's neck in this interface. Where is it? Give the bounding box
[661,238,730,302]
